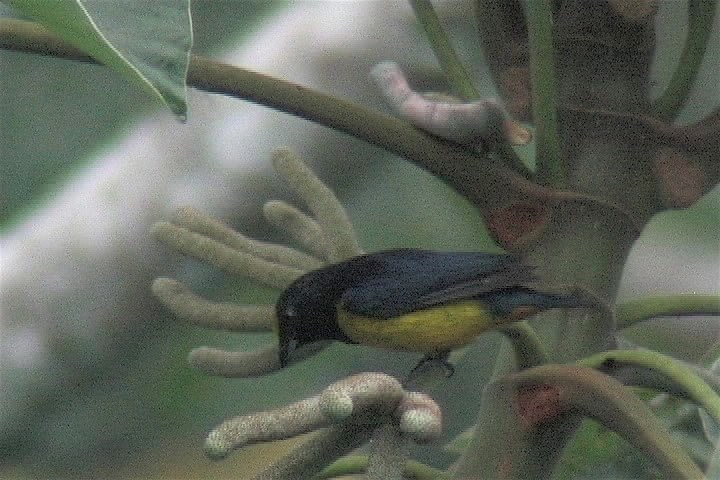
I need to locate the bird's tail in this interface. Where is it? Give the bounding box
[540,287,610,313]
[486,286,610,320]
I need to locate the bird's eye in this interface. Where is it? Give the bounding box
[284,306,297,318]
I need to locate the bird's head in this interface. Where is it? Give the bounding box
[275,265,353,367]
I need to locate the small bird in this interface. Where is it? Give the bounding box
[275,248,595,368]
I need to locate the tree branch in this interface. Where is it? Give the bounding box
[0,18,642,251]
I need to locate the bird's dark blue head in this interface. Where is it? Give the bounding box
[276,264,355,367]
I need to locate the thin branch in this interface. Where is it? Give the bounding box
[508,365,705,479]
[0,18,642,239]
[409,0,480,99]
[560,105,720,150]
[579,349,720,427]
[616,293,720,329]
[523,0,564,187]
[651,0,718,121]
[256,423,374,480]
[409,0,532,177]
[498,321,549,368]
[0,18,95,61]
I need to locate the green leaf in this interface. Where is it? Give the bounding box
[5,0,192,118]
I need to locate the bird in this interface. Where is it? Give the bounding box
[275,248,596,368]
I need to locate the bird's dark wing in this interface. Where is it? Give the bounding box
[339,249,537,319]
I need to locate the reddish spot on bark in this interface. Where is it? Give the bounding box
[514,384,565,429]
[653,147,707,208]
[497,454,514,479]
[486,202,548,252]
[608,0,658,24]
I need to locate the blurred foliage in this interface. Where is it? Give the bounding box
[556,419,663,480]
[0,0,282,228]
[0,1,718,478]
[7,0,192,116]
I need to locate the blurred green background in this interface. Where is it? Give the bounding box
[0,1,718,478]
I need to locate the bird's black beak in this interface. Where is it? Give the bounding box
[278,337,332,368]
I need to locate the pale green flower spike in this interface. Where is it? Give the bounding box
[189,344,281,378]
[262,200,329,261]
[397,391,443,443]
[152,151,443,480]
[173,205,323,271]
[151,149,362,378]
[152,220,304,289]
[206,372,442,480]
[151,277,274,332]
[271,148,363,262]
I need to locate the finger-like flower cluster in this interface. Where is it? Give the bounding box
[152,148,362,377]
[152,150,443,479]
[205,373,442,462]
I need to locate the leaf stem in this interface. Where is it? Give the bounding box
[616,293,720,329]
[509,365,704,479]
[408,0,479,100]
[579,349,720,427]
[523,0,564,187]
[0,18,638,236]
[498,321,548,368]
[651,0,718,121]
[409,0,532,178]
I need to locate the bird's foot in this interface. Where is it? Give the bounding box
[404,352,454,388]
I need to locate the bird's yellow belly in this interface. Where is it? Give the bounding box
[336,301,494,353]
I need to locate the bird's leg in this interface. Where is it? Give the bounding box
[404,351,454,387]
